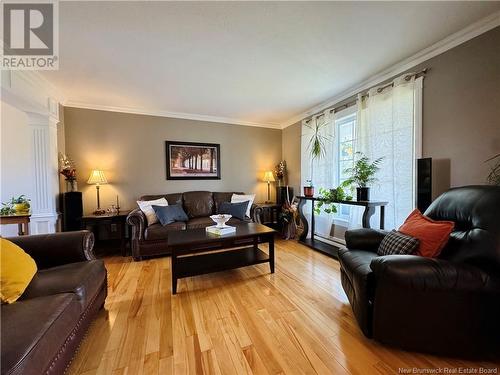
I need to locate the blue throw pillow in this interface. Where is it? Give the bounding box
[152,204,188,226]
[218,201,249,221]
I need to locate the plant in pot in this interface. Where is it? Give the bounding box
[10,195,30,214]
[0,202,15,216]
[303,179,314,197]
[303,116,330,197]
[314,187,353,215]
[341,152,384,201]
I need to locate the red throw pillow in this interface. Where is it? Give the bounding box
[398,209,454,258]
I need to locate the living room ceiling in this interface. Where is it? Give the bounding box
[42,1,500,128]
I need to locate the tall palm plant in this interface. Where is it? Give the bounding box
[304,117,330,190]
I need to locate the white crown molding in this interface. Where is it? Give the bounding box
[63,101,283,130]
[280,10,500,129]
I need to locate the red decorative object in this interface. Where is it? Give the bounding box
[303,186,315,197]
[399,209,454,258]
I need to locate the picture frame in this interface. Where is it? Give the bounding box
[165,141,221,180]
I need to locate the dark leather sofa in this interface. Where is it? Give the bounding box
[1,231,107,375]
[126,191,263,260]
[338,185,500,357]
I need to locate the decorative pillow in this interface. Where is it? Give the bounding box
[377,230,420,256]
[152,204,188,226]
[218,201,249,221]
[137,198,168,226]
[1,239,37,304]
[231,194,255,218]
[399,209,454,258]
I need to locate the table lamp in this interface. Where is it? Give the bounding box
[263,171,275,203]
[87,170,107,215]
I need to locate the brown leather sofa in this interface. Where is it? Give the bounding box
[338,186,500,357]
[127,191,263,260]
[1,231,107,375]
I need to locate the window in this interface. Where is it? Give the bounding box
[334,109,356,220]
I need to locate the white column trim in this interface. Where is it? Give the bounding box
[27,112,60,234]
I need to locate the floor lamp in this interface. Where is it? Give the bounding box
[87,170,108,215]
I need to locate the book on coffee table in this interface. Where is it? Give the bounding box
[206,225,236,236]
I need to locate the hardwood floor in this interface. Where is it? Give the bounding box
[68,239,499,375]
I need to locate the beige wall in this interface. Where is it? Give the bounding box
[0,101,33,236]
[64,108,282,214]
[282,121,301,194]
[284,26,500,199]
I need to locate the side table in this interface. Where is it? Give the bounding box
[0,213,31,235]
[256,203,282,231]
[81,210,132,256]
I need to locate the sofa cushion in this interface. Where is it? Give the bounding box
[140,193,183,206]
[137,198,168,226]
[213,192,244,213]
[144,222,186,240]
[0,238,37,304]
[19,260,106,311]
[338,248,379,337]
[218,201,249,220]
[183,191,214,218]
[1,293,80,375]
[153,204,188,225]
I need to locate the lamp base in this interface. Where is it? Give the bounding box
[93,209,107,215]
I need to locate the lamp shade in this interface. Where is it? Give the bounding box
[87,170,108,185]
[263,171,275,182]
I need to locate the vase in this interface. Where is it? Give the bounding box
[356,187,370,201]
[66,179,78,192]
[303,186,314,197]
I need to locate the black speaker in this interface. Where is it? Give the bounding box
[276,186,294,205]
[417,158,432,213]
[60,192,83,231]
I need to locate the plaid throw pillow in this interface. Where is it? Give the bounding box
[377,230,420,256]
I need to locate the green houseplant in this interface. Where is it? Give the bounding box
[10,195,31,214]
[314,187,352,215]
[303,117,330,197]
[342,152,384,201]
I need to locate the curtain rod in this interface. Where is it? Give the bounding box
[305,68,428,122]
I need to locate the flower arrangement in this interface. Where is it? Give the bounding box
[274,160,287,186]
[59,153,77,181]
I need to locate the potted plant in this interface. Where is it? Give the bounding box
[314,187,352,215]
[10,195,30,213]
[303,117,330,196]
[304,179,314,197]
[342,152,384,201]
[0,202,15,216]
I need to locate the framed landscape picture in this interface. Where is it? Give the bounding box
[165,141,221,180]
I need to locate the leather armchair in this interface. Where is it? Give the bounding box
[1,231,107,375]
[339,186,500,357]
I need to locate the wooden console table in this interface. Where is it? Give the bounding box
[0,213,31,235]
[297,196,387,258]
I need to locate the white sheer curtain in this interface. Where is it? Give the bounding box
[301,110,336,238]
[354,75,420,229]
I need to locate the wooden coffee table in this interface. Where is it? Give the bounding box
[168,223,275,294]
